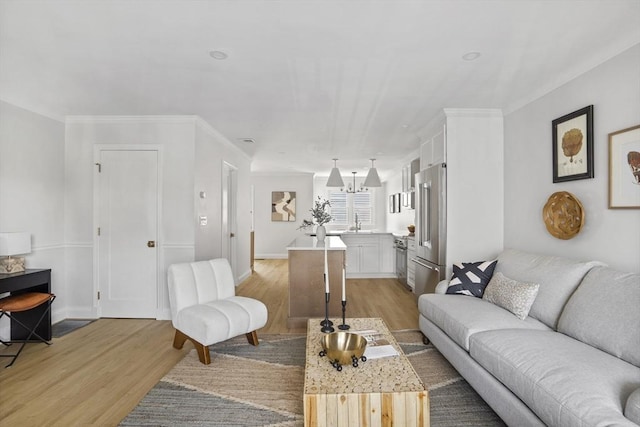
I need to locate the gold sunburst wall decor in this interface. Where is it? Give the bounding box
[542,191,585,240]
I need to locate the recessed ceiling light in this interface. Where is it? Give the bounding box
[209,50,228,60]
[462,52,481,61]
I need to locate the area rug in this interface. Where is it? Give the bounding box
[120,331,505,426]
[52,319,95,338]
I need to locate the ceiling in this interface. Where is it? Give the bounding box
[1,0,639,180]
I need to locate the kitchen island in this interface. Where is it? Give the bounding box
[287,236,346,329]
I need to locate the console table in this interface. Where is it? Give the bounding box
[0,269,52,341]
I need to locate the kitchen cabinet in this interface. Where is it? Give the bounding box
[401,158,420,192]
[341,233,395,278]
[420,125,446,167]
[379,234,395,273]
[401,158,420,209]
[406,237,416,291]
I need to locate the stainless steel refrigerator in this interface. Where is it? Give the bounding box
[411,163,447,298]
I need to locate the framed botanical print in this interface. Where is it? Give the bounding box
[552,105,594,183]
[609,124,640,208]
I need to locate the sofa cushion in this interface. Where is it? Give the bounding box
[418,293,549,351]
[482,272,539,320]
[494,248,604,329]
[626,388,640,425]
[558,266,640,367]
[446,260,497,297]
[470,329,640,427]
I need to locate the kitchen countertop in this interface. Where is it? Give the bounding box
[287,235,346,250]
[306,230,395,237]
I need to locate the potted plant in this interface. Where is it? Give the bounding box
[299,196,332,241]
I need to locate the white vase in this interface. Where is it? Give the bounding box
[316,225,326,242]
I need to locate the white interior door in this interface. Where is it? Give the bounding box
[221,162,237,280]
[97,149,158,318]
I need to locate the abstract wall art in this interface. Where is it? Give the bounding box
[272,191,297,221]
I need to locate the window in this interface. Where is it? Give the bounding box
[328,192,348,225]
[328,191,374,226]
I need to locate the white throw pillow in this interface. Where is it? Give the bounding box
[482,272,540,320]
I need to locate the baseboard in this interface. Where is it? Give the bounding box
[156,308,171,321]
[255,253,288,259]
[345,273,397,279]
[237,269,251,284]
[65,306,98,320]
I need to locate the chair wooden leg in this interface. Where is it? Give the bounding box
[173,329,188,349]
[246,330,259,346]
[173,329,211,364]
[194,342,211,365]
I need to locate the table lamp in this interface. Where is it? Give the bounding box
[0,232,31,274]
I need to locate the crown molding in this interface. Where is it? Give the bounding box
[65,115,199,124]
[0,98,65,123]
[195,117,252,162]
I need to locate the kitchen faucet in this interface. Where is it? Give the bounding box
[355,213,361,231]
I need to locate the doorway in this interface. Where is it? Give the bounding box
[94,146,160,318]
[222,161,238,280]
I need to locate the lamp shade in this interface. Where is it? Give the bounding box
[363,159,382,187]
[326,159,345,187]
[0,232,31,256]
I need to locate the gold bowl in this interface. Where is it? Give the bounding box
[320,332,367,369]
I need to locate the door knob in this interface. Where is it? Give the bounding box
[230,233,235,238]
[147,241,156,248]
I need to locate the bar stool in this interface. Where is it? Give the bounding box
[0,292,56,368]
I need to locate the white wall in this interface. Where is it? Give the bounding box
[65,116,197,319]
[0,100,66,332]
[504,44,640,273]
[384,168,417,236]
[251,173,314,258]
[194,119,252,281]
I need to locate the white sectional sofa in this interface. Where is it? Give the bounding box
[418,248,640,427]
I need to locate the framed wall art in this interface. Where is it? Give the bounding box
[609,124,640,209]
[271,191,296,221]
[552,105,594,183]
[389,195,396,213]
[394,193,401,213]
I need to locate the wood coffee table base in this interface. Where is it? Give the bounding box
[303,318,429,426]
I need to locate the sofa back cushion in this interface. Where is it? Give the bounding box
[494,249,603,329]
[558,266,640,367]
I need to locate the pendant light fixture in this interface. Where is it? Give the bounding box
[326,158,345,187]
[363,158,382,188]
[344,171,367,193]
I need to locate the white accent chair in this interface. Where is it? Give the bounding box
[167,258,268,365]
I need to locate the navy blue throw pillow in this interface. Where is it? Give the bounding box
[446,260,498,297]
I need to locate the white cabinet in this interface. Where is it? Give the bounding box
[420,124,446,168]
[341,234,395,278]
[418,108,504,279]
[359,242,379,273]
[401,158,420,209]
[407,237,416,290]
[379,234,395,273]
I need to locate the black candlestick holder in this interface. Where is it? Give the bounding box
[319,274,333,328]
[338,300,350,330]
[320,291,334,333]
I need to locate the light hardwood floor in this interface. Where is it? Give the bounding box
[0,259,419,425]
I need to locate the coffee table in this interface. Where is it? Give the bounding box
[304,318,429,426]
